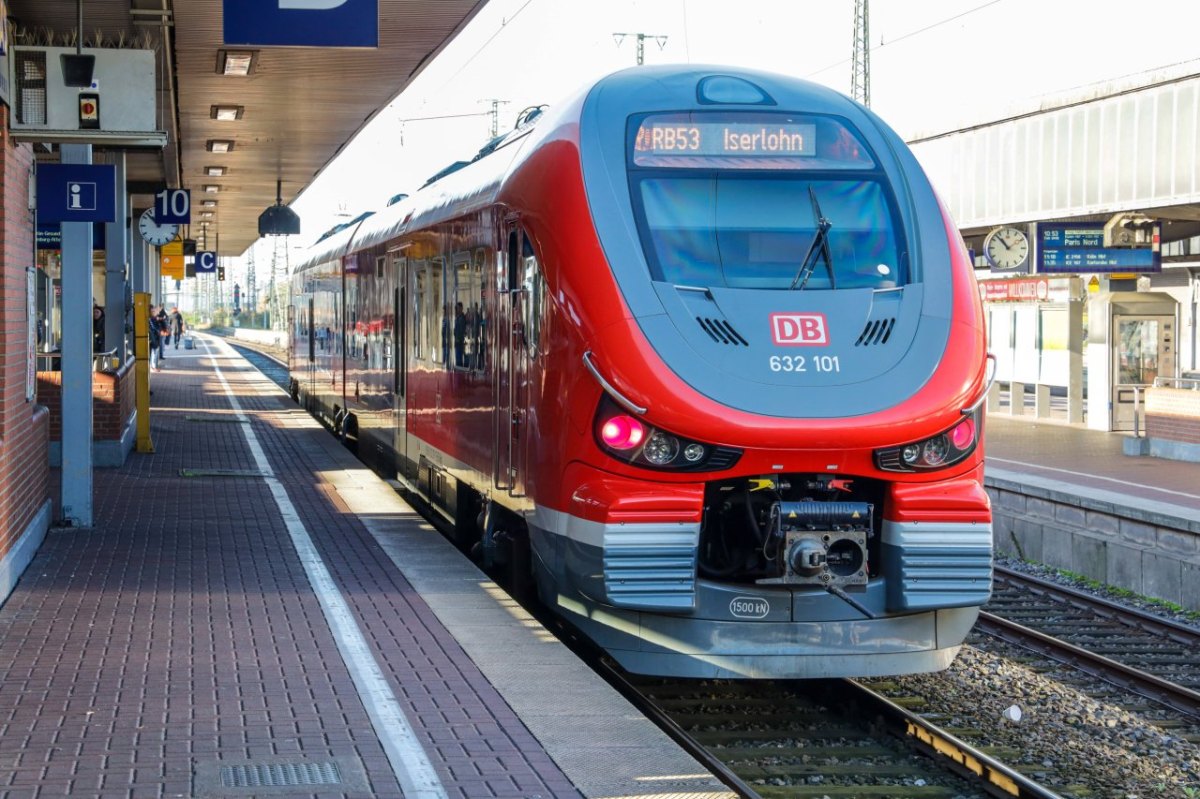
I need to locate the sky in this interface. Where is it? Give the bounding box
[235,0,1200,293]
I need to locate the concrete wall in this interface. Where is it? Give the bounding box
[987,467,1200,611]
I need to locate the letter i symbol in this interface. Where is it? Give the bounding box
[69,183,82,210]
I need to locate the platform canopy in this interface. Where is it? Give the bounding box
[7,0,486,255]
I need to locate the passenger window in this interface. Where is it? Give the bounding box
[521,234,547,359]
[412,262,426,361]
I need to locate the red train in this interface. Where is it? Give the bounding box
[289,66,993,678]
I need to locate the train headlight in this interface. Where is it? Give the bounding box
[874,408,982,473]
[593,395,741,472]
[643,432,680,465]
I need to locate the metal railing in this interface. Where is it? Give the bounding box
[1153,376,1200,390]
[35,348,123,373]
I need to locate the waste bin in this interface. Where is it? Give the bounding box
[184,336,195,350]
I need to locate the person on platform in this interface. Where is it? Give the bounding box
[155,307,170,360]
[149,305,166,371]
[170,307,185,348]
[92,303,105,353]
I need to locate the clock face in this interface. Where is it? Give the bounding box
[984,226,1029,270]
[138,208,180,247]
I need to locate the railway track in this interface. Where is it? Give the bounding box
[981,565,1200,721]
[611,668,1063,799]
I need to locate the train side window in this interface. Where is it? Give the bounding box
[450,252,470,370]
[429,257,444,364]
[521,234,547,359]
[412,261,427,362]
[472,248,487,372]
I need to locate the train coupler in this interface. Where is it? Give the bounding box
[757,501,871,589]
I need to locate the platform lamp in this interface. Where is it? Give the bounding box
[61,0,95,88]
[258,180,300,236]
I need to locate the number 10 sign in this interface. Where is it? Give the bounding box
[155,188,191,224]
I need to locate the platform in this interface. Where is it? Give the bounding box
[0,335,733,799]
[984,414,1200,610]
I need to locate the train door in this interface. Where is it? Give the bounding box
[1111,313,1175,430]
[494,223,528,496]
[393,257,408,479]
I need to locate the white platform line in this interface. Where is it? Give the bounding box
[201,337,447,799]
[989,456,1200,502]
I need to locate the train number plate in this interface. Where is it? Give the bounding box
[768,355,841,373]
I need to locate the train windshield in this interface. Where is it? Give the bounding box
[628,112,906,291]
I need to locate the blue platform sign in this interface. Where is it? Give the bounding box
[36,164,116,224]
[195,251,218,274]
[1038,223,1161,274]
[224,0,378,48]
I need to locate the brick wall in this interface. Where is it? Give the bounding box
[1145,387,1200,445]
[36,359,135,442]
[0,105,51,552]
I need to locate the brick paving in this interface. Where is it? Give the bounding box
[0,345,581,798]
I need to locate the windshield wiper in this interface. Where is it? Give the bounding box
[789,187,836,291]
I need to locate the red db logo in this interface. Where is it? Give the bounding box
[770,313,829,346]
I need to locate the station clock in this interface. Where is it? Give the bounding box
[138,208,180,247]
[983,226,1030,270]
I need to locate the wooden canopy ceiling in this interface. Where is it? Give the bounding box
[7,0,485,254]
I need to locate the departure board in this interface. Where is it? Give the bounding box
[1038,223,1161,273]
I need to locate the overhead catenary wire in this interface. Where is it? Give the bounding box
[806,0,1003,79]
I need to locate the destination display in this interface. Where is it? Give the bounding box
[635,120,816,157]
[632,113,874,169]
[1038,222,1161,273]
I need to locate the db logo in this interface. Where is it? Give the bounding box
[770,313,829,346]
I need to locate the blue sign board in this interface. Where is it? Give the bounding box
[154,188,191,225]
[1038,223,1161,274]
[224,0,378,48]
[36,164,117,224]
[195,251,218,274]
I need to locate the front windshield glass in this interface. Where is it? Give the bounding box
[634,175,904,291]
[627,112,905,291]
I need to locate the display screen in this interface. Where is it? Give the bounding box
[636,121,816,157]
[632,113,875,170]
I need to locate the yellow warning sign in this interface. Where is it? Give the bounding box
[161,238,184,256]
[161,254,185,279]
[1087,276,1100,293]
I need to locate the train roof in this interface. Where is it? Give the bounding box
[294,111,543,273]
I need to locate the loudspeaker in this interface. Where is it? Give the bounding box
[61,54,96,88]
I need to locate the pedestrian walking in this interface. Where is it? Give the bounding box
[170,307,185,348]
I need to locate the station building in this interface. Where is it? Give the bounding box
[910,60,1200,434]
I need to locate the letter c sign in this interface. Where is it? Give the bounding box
[196,251,218,274]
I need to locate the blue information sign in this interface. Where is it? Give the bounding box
[1038,223,1161,274]
[195,251,218,274]
[223,0,378,48]
[36,164,116,224]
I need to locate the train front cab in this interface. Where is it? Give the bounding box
[525,68,993,679]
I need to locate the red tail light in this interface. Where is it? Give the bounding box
[601,415,646,450]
